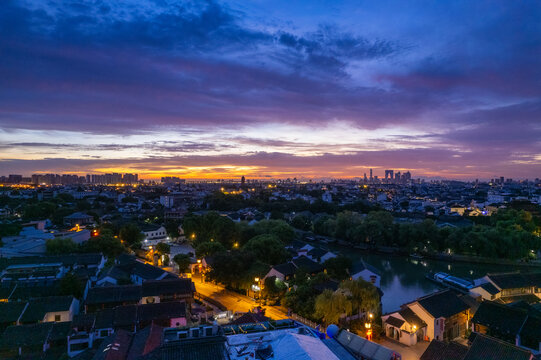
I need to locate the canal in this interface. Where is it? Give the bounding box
[331,245,539,313]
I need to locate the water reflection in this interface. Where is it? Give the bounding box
[330,245,529,313]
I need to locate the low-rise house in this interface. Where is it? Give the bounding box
[264,256,324,285]
[86,278,195,312]
[382,307,427,346]
[421,333,534,360]
[403,290,471,342]
[63,212,95,226]
[0,302,28,331]
[0,321,72,358]
[306,247,337,264]
[471,301,541,354]
[473,272,541,303]
[141,224,168,248]
[85,284,142,312]
[141,278,196,305]
[349,259,381,288]
[68,303,185,356]
[19,296,79,324]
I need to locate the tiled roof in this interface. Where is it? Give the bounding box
[471,301,527,336]
[292,256,324,274]
[420,340,468,360]
[161,336,228,360]
[464,333,532,360]
[230,310,268,325]
[271,262,297,277]
[385,316,405,328]
[137,302,186,322]
[417,290,470,318]
[141,278,195,297]
[0,302,27,323]
[86,284,142,305]
[398,307,426,328]
[486,272,541,290]
[350,259,381,277]
[20,296,74,323]
[126,323,163,360]
[0,321,72,349]
[478,282,499,295]
[93,329,134,360]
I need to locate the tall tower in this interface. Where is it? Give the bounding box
[369,169,373,182]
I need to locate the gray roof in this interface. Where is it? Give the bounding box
[350,259,381,277]
[20,296,74,323]
[417,290,470,318]
[0,302,27,324]
[464,333,532,360]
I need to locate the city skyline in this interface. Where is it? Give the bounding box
[1,0,541,180]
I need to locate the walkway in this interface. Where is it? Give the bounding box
[192,275,288,320]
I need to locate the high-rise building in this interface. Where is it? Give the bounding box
[369,169,373,182]
[385,170,394,180]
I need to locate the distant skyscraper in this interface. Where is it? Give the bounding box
[241,176,246,185]
[369,169,373,181]
[385,170,394,180]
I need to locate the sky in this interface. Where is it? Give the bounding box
[1,0,540,180]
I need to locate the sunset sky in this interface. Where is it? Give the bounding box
[1,0,540,180]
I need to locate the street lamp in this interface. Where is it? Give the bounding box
[254,277,261,303]
[365,313,373,340]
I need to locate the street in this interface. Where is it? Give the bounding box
[192,275,288,320]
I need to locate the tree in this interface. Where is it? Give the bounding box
[173,253,192,273]
[323,256,352,281]
[195,241,226,258]
[252,220,295,243]
[314,289,353,326]
[59,273,83,298]
[46,238,78,254]
[156,242,171,255]
[119,223,143,248]
[81,233,126,258]
[291,215,311,231]
[242,234,290,265]
[340,279,380,318]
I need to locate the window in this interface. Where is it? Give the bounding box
[205,327,213,336]
[100,330,109,337]
[178,331,188,339]
[55,314,61,322]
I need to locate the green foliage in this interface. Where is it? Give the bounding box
[195,241,226,258]
[173,253,192,273]
[0,223,21,238]
[263,276,287,298]
[59,273,83,298]
[183,212,239,248]
[23,202,57,220]
[207,250,268,291]
[252,220,295,243]
[46,237,78,254]
[242,234,290,265]
[156,242,171,255]
[164,220,181,238]
[119,223,143,248]
[81,233,126,258]
[314,289,353,325]
[291,214,311,231]
[323,256,353,281]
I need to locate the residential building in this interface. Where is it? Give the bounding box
[350,259,381,288]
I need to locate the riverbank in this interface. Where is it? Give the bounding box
[328,237,541,268]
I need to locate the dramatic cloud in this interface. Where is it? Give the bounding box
[1,0,540,179]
